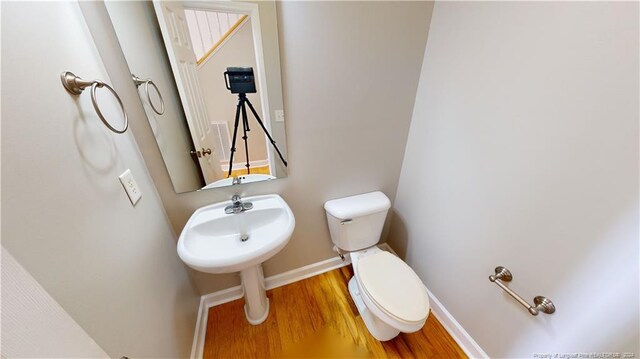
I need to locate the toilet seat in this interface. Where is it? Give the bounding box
[355,251,429,325]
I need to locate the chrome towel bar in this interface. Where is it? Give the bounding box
[132,74,165,115]
[489,266,555,316]
[60,71,128,134]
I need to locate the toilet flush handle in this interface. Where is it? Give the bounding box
[340,219,352,225]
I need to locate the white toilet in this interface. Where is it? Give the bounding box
[324,191,430,341]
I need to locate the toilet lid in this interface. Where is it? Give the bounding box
[356,251,429,323]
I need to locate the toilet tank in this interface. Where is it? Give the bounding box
[324,191,391,251]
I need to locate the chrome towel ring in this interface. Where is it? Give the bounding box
[132,74,165,115]
[60,71,129,134]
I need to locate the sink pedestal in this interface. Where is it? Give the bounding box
[240,265,269,325]
[177,194,294,325]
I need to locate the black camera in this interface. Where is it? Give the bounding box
[224,67,256,94]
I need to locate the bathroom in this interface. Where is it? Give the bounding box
[1,1,638,358]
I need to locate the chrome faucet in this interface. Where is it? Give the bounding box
[232,176,242,185]
[224,194,253,214]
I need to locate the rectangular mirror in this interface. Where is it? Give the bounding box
[105,0,288,193]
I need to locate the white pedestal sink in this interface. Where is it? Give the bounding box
[177,194,295,324]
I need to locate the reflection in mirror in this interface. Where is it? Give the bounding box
[105,1,288,193]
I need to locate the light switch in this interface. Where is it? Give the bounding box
[118,169,142,206]
[274,110,285,123]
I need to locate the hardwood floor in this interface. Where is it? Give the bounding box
[228,165,271,178]
[204,267,467,358]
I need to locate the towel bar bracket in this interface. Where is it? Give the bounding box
[489,266,555,316]
[60,71,128,134]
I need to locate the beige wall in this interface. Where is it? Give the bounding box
[91,1,434,294]
[1,247,109,358]
[1,2,200,357]
[390,2,639,357]
[197,20,269,166]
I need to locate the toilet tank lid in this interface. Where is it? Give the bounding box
[324,191,391,220]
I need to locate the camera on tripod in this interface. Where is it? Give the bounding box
[224,67,256,94]
[222,66,287,178]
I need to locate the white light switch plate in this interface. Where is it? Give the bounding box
[118,169,142,206]
[274,110,285,123]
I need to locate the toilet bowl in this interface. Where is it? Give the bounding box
[324,191,430,341]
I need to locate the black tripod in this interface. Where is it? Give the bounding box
[227,93,288,177]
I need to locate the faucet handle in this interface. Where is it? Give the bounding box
[231,194,241,203]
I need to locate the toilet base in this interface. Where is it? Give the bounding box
[348,277,400,341]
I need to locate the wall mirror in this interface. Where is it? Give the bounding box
[105,0,288,193]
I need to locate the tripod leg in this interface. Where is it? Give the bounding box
[228,97,243,177]
[240,97,251,174]
[244,98,288,167]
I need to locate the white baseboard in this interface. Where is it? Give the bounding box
[190,243,487,359]
[426,288,489,358]
[190,285,245,359]
[190,254,351,359]
[379,243,488,358]
[264,255,351,290]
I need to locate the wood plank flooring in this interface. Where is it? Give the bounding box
[228,165,271,178]
[204,267,467,358]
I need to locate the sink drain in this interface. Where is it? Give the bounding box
[240,234,249,242]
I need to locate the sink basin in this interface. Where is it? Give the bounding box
[177,194,295,324]
[178,194,294,273]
